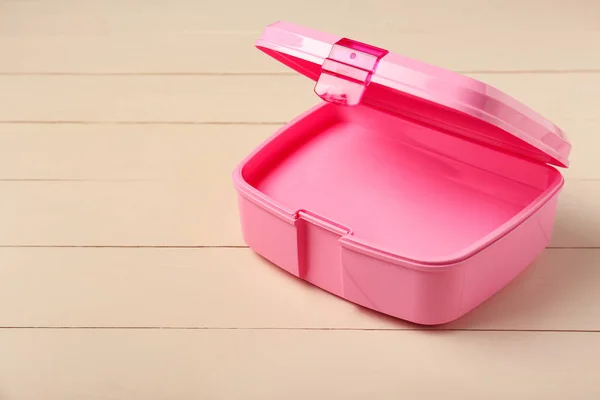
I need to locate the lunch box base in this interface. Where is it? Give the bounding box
[234,102,563,325]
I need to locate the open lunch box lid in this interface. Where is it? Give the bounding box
[256,21,571,168]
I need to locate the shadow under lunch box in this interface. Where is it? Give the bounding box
[232,21,571,325]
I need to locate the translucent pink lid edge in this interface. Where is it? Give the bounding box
[256,21,571,168]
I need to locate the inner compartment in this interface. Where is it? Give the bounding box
[242,103,562,261]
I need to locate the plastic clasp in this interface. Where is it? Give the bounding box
[314,38,388,106]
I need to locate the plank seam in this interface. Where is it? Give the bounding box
[0,245,594,249]
[0,326,599,333]
[1,70,600,75]
[0,121,286,125]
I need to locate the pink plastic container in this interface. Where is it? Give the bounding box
[233,21,571,325]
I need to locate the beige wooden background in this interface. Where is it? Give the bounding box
[1,0,599,398]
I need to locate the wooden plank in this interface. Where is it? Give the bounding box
[0,329,599,399]
[0,247,599,331]
[0,181,240,246]
[0,74,596,128]
[0,124,271,181]
[2,30,599,74]
[0,32,281,74]
[0,75,316,123]
[2,0,596,38]
[0,122,596,181]
[0,180,596,247]
[2,0,597,73]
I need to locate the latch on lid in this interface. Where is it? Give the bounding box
[314,38,388,106]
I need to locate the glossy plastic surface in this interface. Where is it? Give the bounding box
[233,22,569,325]
[234,102,563,324]
[256,21,571,167]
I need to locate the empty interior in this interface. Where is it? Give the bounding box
[242,103,562,261]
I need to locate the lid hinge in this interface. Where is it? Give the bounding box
[314,38,388,106]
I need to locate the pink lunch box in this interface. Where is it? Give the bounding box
[232,21,571,325]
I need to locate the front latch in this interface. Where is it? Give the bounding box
[314,38,388,106]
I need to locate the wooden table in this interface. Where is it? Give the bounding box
[1,1,599,398]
